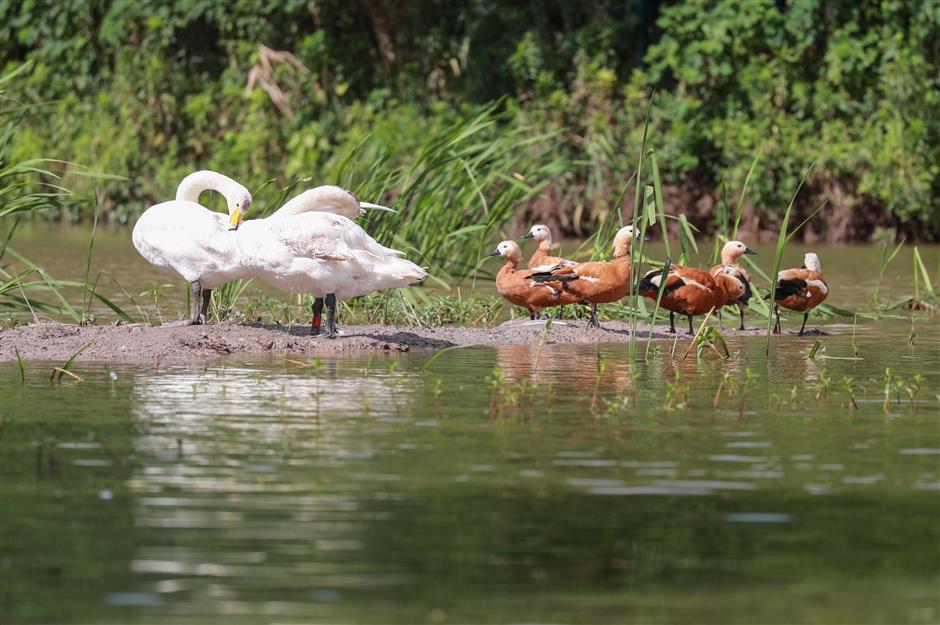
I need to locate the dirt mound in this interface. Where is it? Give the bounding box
[0,319,767,363]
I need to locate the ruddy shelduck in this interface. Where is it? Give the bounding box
[520,224,577,270]
[709,240,757,330]
[487,240,580,319]
[773,252,828,335]
[528,225,641,327]
[637,263,721,334]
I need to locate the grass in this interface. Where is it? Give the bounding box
[0,71,935,340]
[764,162,815,354]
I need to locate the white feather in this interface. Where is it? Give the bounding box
[806,279,828,295]
[132,171,251,288]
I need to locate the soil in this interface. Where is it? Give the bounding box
[0,319,771,363]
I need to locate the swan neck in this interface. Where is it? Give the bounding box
[175,171,245,213]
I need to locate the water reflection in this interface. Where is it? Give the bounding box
[2,321,939,623]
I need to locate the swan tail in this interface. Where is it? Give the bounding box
[366,257,428,288]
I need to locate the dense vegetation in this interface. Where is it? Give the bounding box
[1,0,938,242]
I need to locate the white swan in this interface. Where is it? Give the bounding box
[132,170,252,324]
[236,187,426,337]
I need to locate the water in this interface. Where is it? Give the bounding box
[2,225,939,622]
[2,320,938,623]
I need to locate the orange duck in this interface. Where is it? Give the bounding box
[637,262,721,334]
[709,240,757,330]
[520,224,577,270]
[487,240,580,319]
[773,252,828,335]
[529,225,641,327]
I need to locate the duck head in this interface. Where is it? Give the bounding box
[520,224,551,243]
[612,225,649,257]
[487,240,523,264]
[721,240,756,263]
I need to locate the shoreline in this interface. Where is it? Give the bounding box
[0,319,774,363]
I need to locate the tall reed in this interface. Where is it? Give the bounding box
[765,162,815,354]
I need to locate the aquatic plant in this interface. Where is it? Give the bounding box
[765,162,815,353]
[14,346,25,384]
[49,341,91,383]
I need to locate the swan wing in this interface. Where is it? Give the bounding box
[132,200,240,285]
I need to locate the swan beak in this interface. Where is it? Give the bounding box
[359,201,398,214]
[745,247,757,255]
[486,249,501,257]
[228,208,243,231]
[520,232,535,240]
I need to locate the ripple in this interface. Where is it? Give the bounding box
[709,454,767,463]
[590,485,710,496]
[657,480,756,491]
[105,592,162,606]
[725,513,791,523]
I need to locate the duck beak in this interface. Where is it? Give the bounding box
[520,232,534,240]
[228,208,243,231]
[486,249,501,257]
[359,201,398,213]
[744,247,757,255]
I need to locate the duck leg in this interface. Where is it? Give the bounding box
[529,311,538,321]
[189,280,204,325]
[324,293,338,338]
[798,312,808,336]
[687,314,694,335]
[738,304,746,331]
[773,305,781,334]
[555,305,565,320]
[310,297,325,335]
[668,311,676,334]
[717,308,724,330]
[587,303,599,328]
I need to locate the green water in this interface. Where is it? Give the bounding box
[2,317,938,623]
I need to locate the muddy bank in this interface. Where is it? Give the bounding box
[0,319,771,363]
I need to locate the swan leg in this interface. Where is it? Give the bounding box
[798,312,808,336]
[200,289,212,324]
[773,305,781,334]
[189,280,204,325]
[668,311,676,334]
[310,297,324,336]
[324,293,338,339]
[587,303,599,328]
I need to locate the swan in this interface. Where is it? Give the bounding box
[236,187,426,337]
[132,170,252,324]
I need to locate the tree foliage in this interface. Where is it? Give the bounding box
[1,0,937,239]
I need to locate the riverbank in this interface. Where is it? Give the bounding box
[0,319,775,362]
